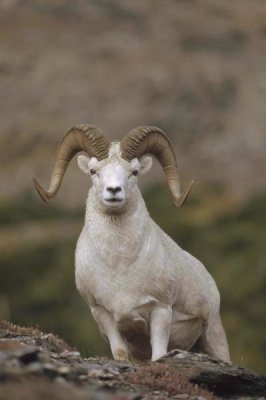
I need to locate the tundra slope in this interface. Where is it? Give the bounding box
[33,124,230,363]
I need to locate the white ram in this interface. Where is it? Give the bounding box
[33,124,230,363]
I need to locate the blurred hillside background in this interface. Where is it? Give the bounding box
[0,0,265,374]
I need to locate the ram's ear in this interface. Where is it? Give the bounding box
[77,155,91,174]
[139,156,153,175]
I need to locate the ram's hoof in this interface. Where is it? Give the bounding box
[113,348,129,361]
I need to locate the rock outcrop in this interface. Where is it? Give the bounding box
[0,321,265,400]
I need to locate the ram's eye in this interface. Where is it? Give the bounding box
[132,170,139,176]
[90,169,96,175]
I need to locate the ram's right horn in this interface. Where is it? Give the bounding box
[32,124,110,202]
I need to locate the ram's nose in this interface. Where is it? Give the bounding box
[107,186,122,195]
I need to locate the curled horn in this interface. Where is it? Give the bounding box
[32,124,110,202]
[120,126,194,207]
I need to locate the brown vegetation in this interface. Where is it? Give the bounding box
[0,320,75,353]
[127,362,215,399]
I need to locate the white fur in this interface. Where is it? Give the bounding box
[75,144,230,362]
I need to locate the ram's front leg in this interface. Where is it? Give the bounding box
[150,305,172,361]
[90,305,129,361]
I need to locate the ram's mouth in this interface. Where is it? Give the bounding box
[104,198,124,204]
[103,197,125,209]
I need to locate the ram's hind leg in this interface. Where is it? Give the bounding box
[197,314,230,363]
[169,315,203,352]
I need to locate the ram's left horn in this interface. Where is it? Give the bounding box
[120,126,194,207]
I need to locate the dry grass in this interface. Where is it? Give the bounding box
[0,320,43,337]
[0,320,76,352]
[126,362,216,399]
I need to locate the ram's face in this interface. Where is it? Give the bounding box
[78,153,152,211]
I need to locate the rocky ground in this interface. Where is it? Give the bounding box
[0,321,265,400]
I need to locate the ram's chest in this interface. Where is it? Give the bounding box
[76,252,154,316]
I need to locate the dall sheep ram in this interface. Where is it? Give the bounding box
[33,124,230,363]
